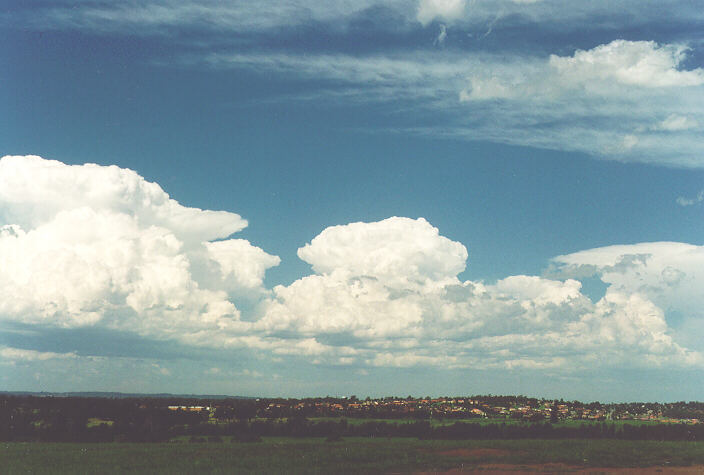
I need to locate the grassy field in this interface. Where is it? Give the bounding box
[2,438,703,474]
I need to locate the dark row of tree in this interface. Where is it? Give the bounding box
[1,395,702,443]
[3,418,701,443]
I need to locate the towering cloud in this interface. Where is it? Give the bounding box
[1,156,701,373]
[297,217,467,287]
[260,218,702,369]
[552,242,704,352]
[0,155,279,337]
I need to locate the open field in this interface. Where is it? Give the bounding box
[2,438,703,474]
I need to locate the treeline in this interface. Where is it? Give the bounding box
[1,395,701,443]
[0,395,205,443]
[3,417,701,443]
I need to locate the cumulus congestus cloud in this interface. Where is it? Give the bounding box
[1,155,701,372]
[260,217,702,370]
[0,155,279,340]
[552,242,704,353]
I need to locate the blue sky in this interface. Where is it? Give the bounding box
[1,0,703,401]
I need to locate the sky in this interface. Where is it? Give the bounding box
[1,0,703,402]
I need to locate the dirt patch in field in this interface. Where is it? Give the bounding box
[412,446,704,473]
[413,463,704,474]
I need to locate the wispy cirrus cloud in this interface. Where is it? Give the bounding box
[10,0,704,36]
[202,40,704,167]
[10,0,413,34]
[6,2,704,167]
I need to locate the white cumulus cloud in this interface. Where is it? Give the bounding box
[652,114,699,131]
[260,218,702,370]
[461,40,704,101]
[553,242,704,325]
[455,40,704,166]
[297,217,467,287]
[2,158,701,372]
[0,155,279,337]
[549,40,704,89]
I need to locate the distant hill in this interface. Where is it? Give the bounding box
[0,391,256,399]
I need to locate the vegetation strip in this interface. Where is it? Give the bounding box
[2,394,702,443]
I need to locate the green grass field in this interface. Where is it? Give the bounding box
[2,438,703,474]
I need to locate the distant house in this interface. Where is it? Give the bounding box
[167,406,211,412]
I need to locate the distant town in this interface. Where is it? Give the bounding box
[170,394,703,425]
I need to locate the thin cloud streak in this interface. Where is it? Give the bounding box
[12,0,704,36]
[201,42,704,167]
[7,1,704,167]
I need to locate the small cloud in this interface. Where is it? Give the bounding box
[676,189,704,206]
[152,363,171,376]
[622,134,638,150]
[598,134,639,156]
[0,346,77,362]
[652,114,699,131]
[241,369,263,378]
[434,24,447,46]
